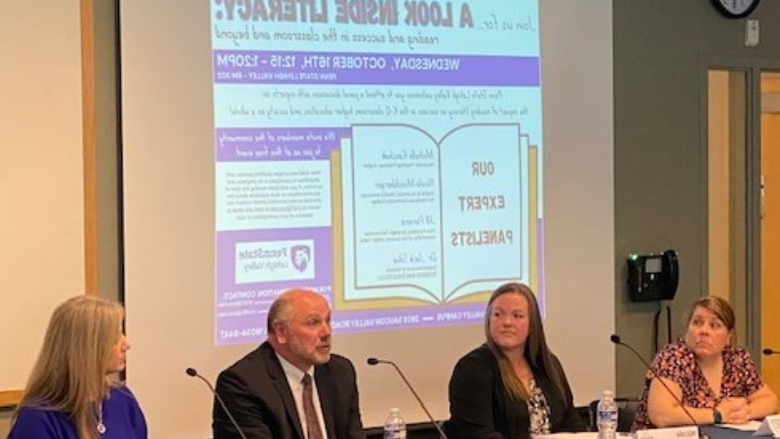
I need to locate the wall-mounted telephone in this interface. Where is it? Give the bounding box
[627,250,679,302]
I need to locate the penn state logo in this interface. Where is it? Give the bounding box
[291,245,311,272]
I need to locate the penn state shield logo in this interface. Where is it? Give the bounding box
[290,245,311,272]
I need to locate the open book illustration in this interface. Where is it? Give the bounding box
[339,123,532,304]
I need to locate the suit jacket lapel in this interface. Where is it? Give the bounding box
[315,365,337,439]
[264,346,306,439]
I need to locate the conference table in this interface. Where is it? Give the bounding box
[385,420,773,439]
[702,425,765,439]
[534,426,763,439]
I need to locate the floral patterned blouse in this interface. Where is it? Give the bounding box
[528,378,552,436]
[633,340,764,430]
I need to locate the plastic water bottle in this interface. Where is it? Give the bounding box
[597,390,618,439]
[384,408,407,439]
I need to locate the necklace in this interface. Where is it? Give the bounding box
[97,402,106,434]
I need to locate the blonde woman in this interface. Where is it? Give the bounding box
[8,295,147,439]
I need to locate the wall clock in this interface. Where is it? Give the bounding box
[711,0,761,19]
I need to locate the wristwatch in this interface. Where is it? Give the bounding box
[713,408,723,424]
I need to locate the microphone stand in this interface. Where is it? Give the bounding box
[367,358,450,439]
[610,335,710,439]
[186,367,249,439]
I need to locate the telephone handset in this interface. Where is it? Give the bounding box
[627,249,679,302]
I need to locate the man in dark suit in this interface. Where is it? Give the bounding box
[213,289,366,439]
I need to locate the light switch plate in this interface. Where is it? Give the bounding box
[745,19,760,46]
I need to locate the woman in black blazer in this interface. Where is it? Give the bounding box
[446,282,584,439]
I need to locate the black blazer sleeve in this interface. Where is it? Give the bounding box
[447,347,506,439]
[214,366,281,439]
[447,347,585,439]
[213,345,365,439]
[318,355,365,439]
[213,344,300,439]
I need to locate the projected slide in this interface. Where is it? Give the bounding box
[212,0,543,345]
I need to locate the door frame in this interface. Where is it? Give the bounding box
[700,56,780,362]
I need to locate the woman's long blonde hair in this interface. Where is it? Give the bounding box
[484,282,567,402]
[15,295,124,439]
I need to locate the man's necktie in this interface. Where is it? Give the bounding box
[302,373,324,439]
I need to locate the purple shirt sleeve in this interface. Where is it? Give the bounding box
[7,408,76,439]
[7,386,148,439]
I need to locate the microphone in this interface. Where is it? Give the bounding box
[610,335,708,439]
[366,358,450,439]
[763,348,779,356]
[186,367,249,439]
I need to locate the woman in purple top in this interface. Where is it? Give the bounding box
[8,296,148,439]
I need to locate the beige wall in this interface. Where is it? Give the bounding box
[0,0,119,419]
[0,0,84,401]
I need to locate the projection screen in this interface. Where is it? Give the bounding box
[121,1,614,438]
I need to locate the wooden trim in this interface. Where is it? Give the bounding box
[0,390,23,409]
[81,0,98,295]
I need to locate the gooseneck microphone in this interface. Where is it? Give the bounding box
[186,367,249,439]
[367,358,450,439]
[610,335,709,439]
[762,348,779,356]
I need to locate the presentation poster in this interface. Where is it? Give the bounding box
[211,0,543,345]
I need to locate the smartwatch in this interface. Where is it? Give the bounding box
[713,408,723,425]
